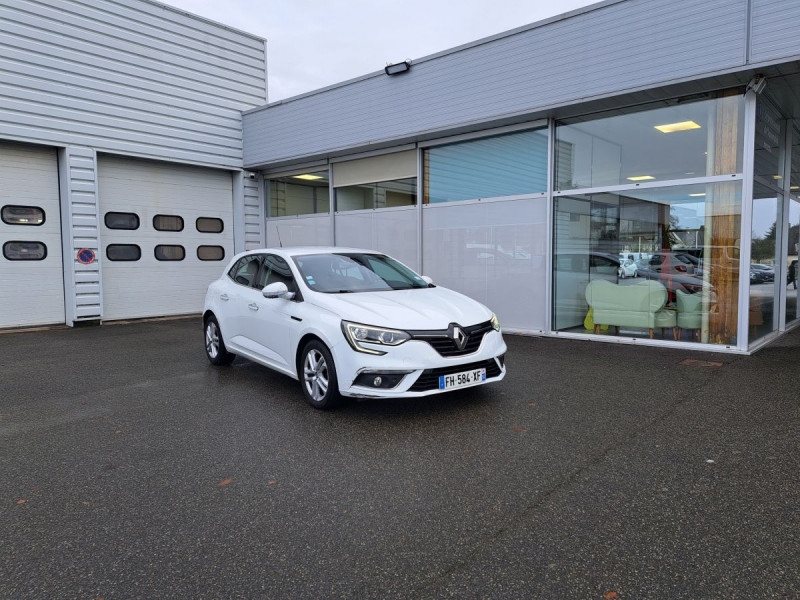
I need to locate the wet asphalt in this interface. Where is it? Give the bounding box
[0,318,798,599]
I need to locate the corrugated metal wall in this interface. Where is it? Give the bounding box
[750,0,800,63]
[0,0,266,169]
[244,0,749,167]
[244,177,264,250]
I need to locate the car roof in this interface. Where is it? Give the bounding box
[238,246,384,259]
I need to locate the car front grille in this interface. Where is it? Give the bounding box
[408,358,502,392]
[409,320,493,357]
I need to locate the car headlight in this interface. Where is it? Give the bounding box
[341,321,411,355]
[491,313,501,332]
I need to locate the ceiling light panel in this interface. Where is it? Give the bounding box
[654,121,702,133]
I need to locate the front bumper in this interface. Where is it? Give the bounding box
[333,330,507,398]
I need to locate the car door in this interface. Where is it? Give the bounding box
[242,253,303,371]
[220,254,263,352]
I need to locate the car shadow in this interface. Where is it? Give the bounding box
[210,356,497,420]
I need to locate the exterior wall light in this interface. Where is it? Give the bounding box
[385,61,411,76]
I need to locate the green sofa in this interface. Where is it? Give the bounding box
[585,279,677,339]
[676,289,713,339]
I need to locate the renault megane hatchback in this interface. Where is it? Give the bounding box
[203,247,507,409]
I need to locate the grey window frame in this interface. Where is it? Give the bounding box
[196,217,224,233]
[197,245,225,261]
[153,214,185,232]
[106,244,141,262]
[104,212,140,230]
[3,240,47,260]
[2,205,46,226]
[154,244,185,261]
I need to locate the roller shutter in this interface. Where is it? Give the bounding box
[98,156,234,320]
[0,142,64,328]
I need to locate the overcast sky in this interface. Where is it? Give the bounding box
[158,0,601,102]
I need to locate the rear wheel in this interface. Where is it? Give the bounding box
[205,315,235,366]
[300,340,341,409]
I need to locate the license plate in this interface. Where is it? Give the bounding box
[439,368,487,390]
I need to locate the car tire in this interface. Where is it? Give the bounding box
[300,340,341,410]
[204,315,235,366]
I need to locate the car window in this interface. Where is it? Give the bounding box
[293,253,427,293]
[256,254,299,295]
[228,255,262,287]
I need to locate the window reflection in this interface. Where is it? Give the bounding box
[335,178,416,211]
[424,129,548,203]
[749,183,781,343]
[269,171,330,217]
[555,95,745,190]
[554,183,742,345]
[786,197,800,324]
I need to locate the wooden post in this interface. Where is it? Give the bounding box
[708,93,741,345]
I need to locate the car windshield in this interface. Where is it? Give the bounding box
[292,253,429,293]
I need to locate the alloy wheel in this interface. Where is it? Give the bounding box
[303,349,329,402]
[206,321,219,359]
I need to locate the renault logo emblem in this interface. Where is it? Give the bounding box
[448,324,468,351]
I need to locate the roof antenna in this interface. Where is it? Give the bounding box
[275,224,283,248]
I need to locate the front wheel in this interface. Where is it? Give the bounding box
[205,315,235,366]
[300,341,341,409]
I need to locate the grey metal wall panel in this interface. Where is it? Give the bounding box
[59,146,102,322]
[244,0,748,167]
[750,0,800,63]
[1,0,266,168]
[244,176,264,250]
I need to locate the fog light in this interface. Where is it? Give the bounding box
[353,372,408,389]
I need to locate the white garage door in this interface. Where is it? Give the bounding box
[98,156,234,321]
[0,142,64,329]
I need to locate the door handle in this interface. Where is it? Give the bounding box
[248,303,259,311]
[220,294,229,301]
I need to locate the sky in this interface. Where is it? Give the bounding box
[158,0,601,102]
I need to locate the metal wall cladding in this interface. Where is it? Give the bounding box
[0,0,266,168]
[244,177,264,250]
[244,0,748,167]
[267,215,333,248]
[750,0,800,63]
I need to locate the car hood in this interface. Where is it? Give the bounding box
[307,286,492,330]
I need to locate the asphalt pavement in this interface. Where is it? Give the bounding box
[1,319,798,599]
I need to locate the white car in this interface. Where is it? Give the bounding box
[203,247,507,409]
[617,258,638,279]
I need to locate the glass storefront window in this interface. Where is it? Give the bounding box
[424,129,547,203]
[555,95,745,190]
[790,121,800,194]
[753,99,785,185]
[336,178,416,211]
[269,171,330,217]
[749,183,782,343]
[786,197,800,323]
[553,182,742,346]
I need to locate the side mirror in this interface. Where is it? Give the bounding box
[262,282,295,300]
[420,275,435,286]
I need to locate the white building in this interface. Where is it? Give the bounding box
[3,0,800,354]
